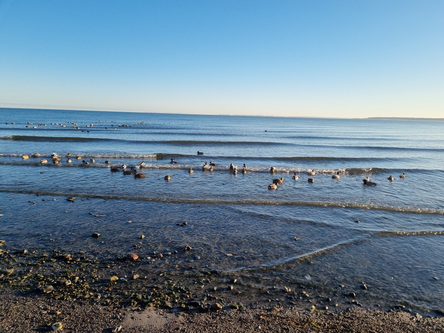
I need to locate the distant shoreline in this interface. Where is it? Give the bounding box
[367,117,444,121]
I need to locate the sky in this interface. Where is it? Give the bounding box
[0,1,443,118]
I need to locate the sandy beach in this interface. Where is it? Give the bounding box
[1,291,444,332]
[1,247,444,332]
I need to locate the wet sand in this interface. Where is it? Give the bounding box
[1,248,444,332]
[1,291,444,332]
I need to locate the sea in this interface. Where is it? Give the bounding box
[1,107,443,314]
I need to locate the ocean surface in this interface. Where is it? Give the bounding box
[1,108,444,313]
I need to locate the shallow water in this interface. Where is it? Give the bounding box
[1,108,444,313]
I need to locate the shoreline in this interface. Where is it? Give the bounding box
[1,246,444,332]
[1,291,444,332]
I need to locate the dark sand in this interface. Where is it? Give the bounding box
[1,235,444,332]
[1,291,444,332]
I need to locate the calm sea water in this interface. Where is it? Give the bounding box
[1,108,444,313]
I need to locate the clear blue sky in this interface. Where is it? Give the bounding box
[0,1,443,118]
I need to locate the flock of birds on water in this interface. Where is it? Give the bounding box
[19,151,407,190]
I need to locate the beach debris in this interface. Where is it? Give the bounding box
[140,234,145,239]
[91,232,101,238]
[66,196,76,202]
[0,240,5,247]
[89,212,106,217]
[51,322,63,331]
[132,274,140,280]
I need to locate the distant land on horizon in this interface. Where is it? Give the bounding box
[367,117,444,121]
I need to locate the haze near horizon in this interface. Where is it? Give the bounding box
[0,1,443,118]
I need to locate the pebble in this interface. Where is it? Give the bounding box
[43,285,54,294]
[110,276,119,283]
[51,322,63,331]
[129,253,139,261]
[210,302,223,311]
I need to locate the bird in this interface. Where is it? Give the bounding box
[164,175,171,181]
[363,179,377,186]
[399,173,406,178]
[292,173,299,180]
[388,175,395,181]
[270,167,276,174]
[272,177,284,185]
[308,178,315,183]
[188,168,194,174]
[268,183,278,190]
